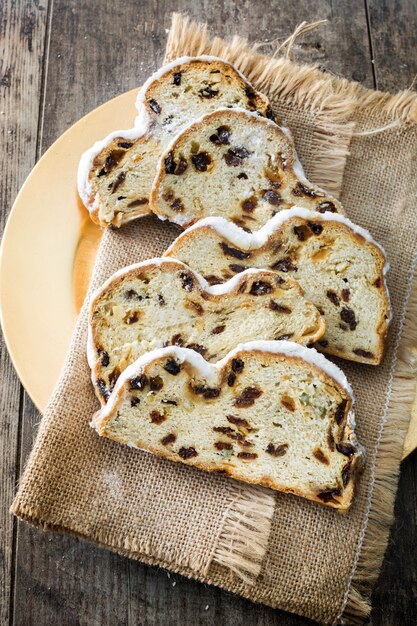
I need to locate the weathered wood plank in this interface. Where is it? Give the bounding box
[0,1,49,624]
[367,0,417,92]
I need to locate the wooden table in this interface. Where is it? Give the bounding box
[1,1,416,624]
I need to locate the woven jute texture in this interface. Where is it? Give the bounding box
[11,15,417,625]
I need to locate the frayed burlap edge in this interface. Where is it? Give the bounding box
[165,13,417,624]
[208,485,276,584]
[336,264,417,625]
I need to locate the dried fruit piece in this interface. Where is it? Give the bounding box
[234,387,263,407]
[266,443,288,457]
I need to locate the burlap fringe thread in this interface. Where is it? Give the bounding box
[166,14,417,624]
[208,485,276,584]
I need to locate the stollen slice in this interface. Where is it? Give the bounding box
[92,341,364,511]
[78,56,272,227]
[164,207,390,364]
[150,107,342,230]
[88,258,325,404]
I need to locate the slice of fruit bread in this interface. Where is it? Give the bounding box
[88,258,325,404]
[150,107,342,230]
[78,56,272,227]
[164,207,390,364]
[92,341,364,511]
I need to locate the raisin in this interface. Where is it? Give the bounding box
[109,368,120,388]
[241,198,257,212]
[327,427,335,451]
[205,275,223,285]
[237,452,257,460]
[234,387,262,407]
[171,198,184,212]
[214,441,233,451]
[158,294,165,306]
[126,312,139,324]
[335,399,347,424]
[164,152,187,175]
[164,152,176,174]
[127,198,148,207]
[190,385,220,399]
[163,360,181,375]
[231,358,244,373]
[130,374,148,390]
[209,125,231,145]
[161,433,176,446]
[281,398,295,412]
[308,222,323,234]
[98,349,109,367]
[125,289,141,300]
[97,379,110,401]
[318,201,337,213]
[117,141,133,149]
[199,86,219,98]
[224,147,250,167]
[227,372,236,386]
[238,281,247,293]
[317,487,342,503]
[192,151,212,172]
[266,443,288,457]
[269,300,291,314]
[178,447,198,459]
[186,343,207,356]
[188,301,204,315]
[293,225,307,241]
[148,99,161,114]
[227,415,251,429]
[211,325,225,335]
[340,307,357,330]
[374,277,382,288]
[179,272,194,291]
[229,264,246,273]
[341,289,350,302]
[172,72,182,85]
[250,281,273,295]
[111,172,126,193]
[130,397,140,407]
[292,182,317,198]
[326,290,340,306]
[353,348,374,359]
[145,376,162,393]
[174,159,188,175]
[219,242,250,259]
[342,462,352,487]
[237,172,248,179]
[103,150,124,172]
[262,190,281,206]
[318,339,329,348]
[163,191,174,202]
[336,442,357,457]
[271,258,297,272]
[313,448,329,465]
[213,426,235,435]
[150,410,166,424]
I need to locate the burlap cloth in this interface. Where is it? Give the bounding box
[11,15,417,625]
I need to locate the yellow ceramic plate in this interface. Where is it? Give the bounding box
[0,88,415,457]
[0,89,137,410]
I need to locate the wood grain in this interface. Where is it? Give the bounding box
[1,0,416,624]
[0,1,49,624]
